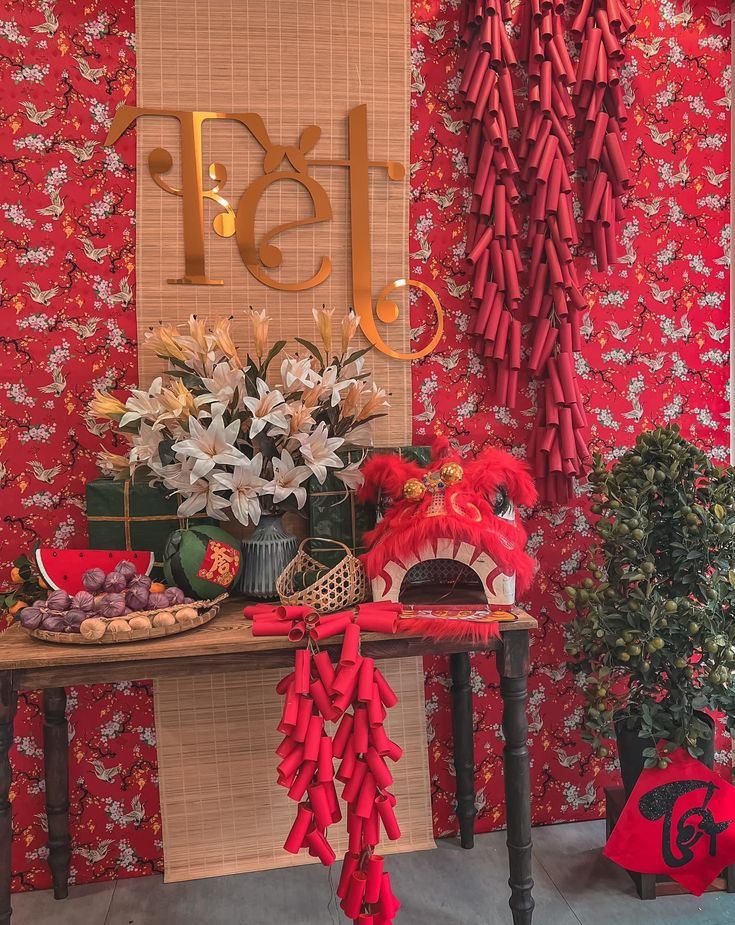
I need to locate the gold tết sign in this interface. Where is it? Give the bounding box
[106,104,443,360]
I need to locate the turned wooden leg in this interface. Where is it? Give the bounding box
[450,652,476,849]
[43,688,70,900]
[499,632,534,925]
[0,674,17,925]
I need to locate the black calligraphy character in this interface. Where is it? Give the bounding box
[638,779,731,868]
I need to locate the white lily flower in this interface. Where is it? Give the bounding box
[173,414,246,482]
[280,355,319,391]
[335,459,365,491]
[195,362,247,409]
[292,421,344,484]
[243,379,289,438]
[267,400,316,439]
[129,422,162,472]
[265,450,312,508]
[176,478,231,521]
[319,366,356,407]
[211,454,267,526]
[119,378,164,427]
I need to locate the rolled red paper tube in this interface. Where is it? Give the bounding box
[325,778,342,824]
[283,803,313,854]
[465,51,490,104]
[342,759,368,804]
[384,739,404,763]
[366,747,394,790]
[353,705,369,754]
[305,827,336,867]
[354,771,377,819]
[472,283,496,335]
[294,649,311,695]
[278,744,304,781]
[333,713,354,758]
[312,650,336,694]
[277,605,315,622]
[288,621,306,642]
[288,760,317,802]
[370,723,391,756]
[341,872,368,920]
[357,658,375,703]
[304,713,324,762]
[367,687,386,728]
[509,318,522,369]
[348,818,364,855]
[337,852,361,900]
[317,734,334,783]
[355,611,399,634]
[311,612,352,641]
[308,782,333,830]
[340,622,361,666]
[333,660,361,697]
[242,603,277,618]
[466,220,494,267]
[365,854,385,904]
[251,619,291,637]
[357,916,375,925]
[294,695,313,742]
[310,678,337,722]
[283,683,299,727]
[363,806,380,847]
[492,310,510,360]
[276,734,297,759]
[379,872,401,918]
[337,742,357,783]
[374,670,398,708]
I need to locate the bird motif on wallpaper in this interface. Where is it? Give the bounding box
[411,234,432,262]
[445,278,471,299]
[579,313,594,339]
[61,140,98,162]
[81,414,112,437]
[618,243,637,267]
[672,0,693,27]
[441,112,465,135]
[109,277,133,307]
[554,748,581,768]
[19,101,56,126]
[73,55,106,84]
[640,352,667,372]
[648,125,672,146]
[38,370,66,396]
[714,248,730,268]
[426,188,458,209]
[671,158,690,186]
[76,840,116,864]
[704,165,728,187]
[67,318,101,339]
[81,238,110,263]
[435,349,462,371]
[714,92,731,110]
[636,35,664,57]
[607,321,634,341]
[413,397,436,425]
[410,69,426,96]
[24,281,58,306]
[36,189,64,219]
[704,321,729,343]
[623,400,644,423]
[118,795,146,827]
[648,282,674,303]
[638,196,664,217]
[91,760,122,783]
[708,6,731,26]
[31,6,58,36]
[29,461,62,484]
[414,20,448,42]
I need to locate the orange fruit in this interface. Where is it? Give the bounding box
[150,581,166,594]
[9,601,26,616]
[10,568,22,584]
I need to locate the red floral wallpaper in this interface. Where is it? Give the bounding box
[0,0,730,891]
[410,0,732,835]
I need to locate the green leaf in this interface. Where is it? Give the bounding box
[728,569,735,589]
[294,338,324,365]
[260,340,286,377]
[343,346,372,367]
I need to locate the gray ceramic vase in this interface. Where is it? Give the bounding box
[239,513,297,599]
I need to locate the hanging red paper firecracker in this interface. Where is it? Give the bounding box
[245,603,404,925]
[571,0,634,270]
[518,2,591,504]
[459,0,524,407]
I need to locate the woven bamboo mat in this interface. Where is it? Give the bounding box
[135,0,411,444]
[153,658,435,882]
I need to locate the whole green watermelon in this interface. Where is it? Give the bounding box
[163,525,242,599]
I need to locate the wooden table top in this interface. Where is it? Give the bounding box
[0,599,536,690]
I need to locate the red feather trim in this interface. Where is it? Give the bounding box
[357,455,424,506]
[398,617,500,644]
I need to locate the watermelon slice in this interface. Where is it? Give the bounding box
[35,548,155,594]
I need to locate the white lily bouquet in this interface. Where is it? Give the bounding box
[89,309,389,526]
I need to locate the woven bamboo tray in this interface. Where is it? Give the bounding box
[25,594,228,645]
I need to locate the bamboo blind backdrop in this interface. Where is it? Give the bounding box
[153,659,435,881]
[135,0,412,444]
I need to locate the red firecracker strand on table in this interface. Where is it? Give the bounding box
[244,602,404,923]
[518,1,591,504]
[460,0,524,406]
[571,0,634,270]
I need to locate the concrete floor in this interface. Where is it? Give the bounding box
[10,821,735,925]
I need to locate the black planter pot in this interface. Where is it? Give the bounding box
[614,710,715,798]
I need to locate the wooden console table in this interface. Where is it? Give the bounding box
[0,602,536,924]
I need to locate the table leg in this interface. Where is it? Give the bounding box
[43,688,70,900]
[450,652,476,849]
[0,674,17,925]
[499,631,534,925]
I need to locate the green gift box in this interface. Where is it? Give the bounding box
[86,479,214,580]
[307,446,431,568]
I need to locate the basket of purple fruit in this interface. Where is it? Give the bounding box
[19,555,227,645]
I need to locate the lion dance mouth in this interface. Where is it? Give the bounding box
[358,437,538,607]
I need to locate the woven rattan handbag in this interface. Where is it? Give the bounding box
[276,538,369,614]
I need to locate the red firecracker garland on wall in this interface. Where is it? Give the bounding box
[460,0,523,407]
[246,603,405,924]
[571,0,634,270]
